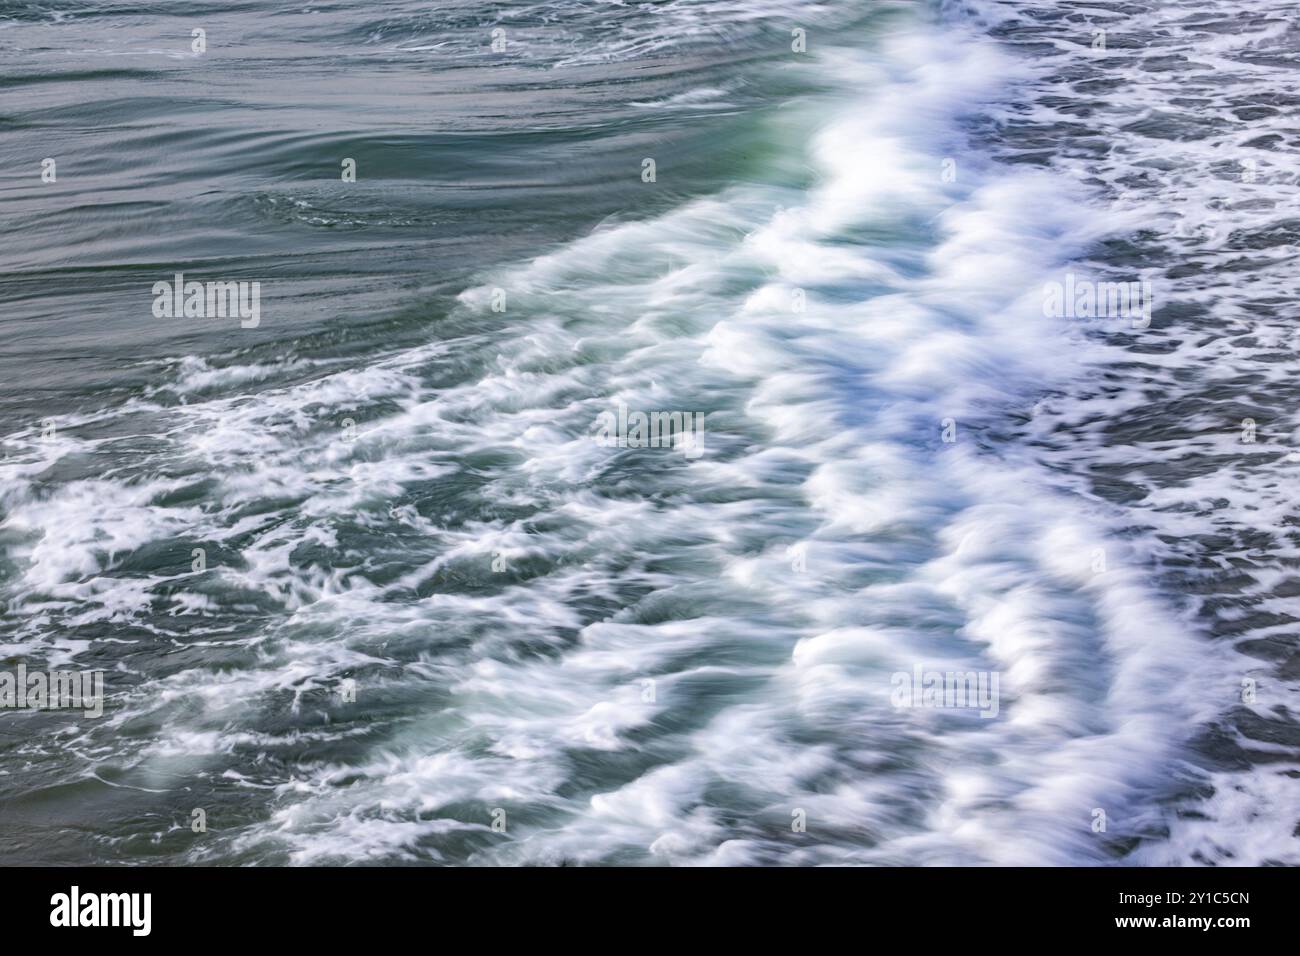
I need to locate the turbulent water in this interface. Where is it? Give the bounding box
[0,0,1297,866]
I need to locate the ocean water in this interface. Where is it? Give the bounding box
[0,0,1296,866]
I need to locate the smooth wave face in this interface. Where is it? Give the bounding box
[0,0,1296,865]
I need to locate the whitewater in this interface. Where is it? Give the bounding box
[0,0,1296,866]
